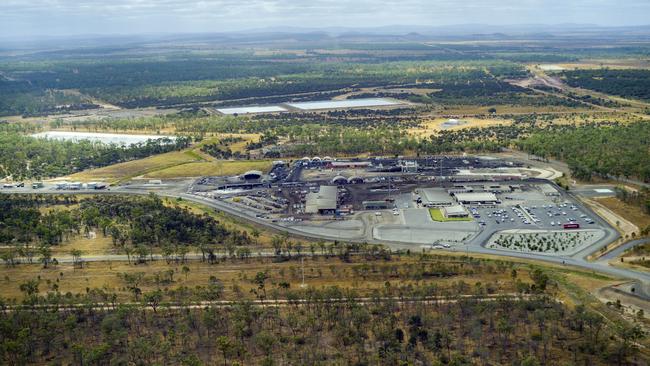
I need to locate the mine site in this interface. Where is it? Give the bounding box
[186,155,615,257]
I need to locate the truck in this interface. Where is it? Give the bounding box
[32,182,44,189]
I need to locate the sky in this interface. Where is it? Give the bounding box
[1,0,650,38]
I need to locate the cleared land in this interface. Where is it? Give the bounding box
[594,196,650,233]
[0,254,528,301]
[143,160,272,179]
[66,150,201,182]
[408,117,512,136]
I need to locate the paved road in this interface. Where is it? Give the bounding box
[3,181,650,288]
[599,238,650,261]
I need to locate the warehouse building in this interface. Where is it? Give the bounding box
[305,186,338,214]
[327,161,372,169]
[453,192,499,205]
[420,188,455,207]
[443,205,469,218]
[482,184,513,193]
[362,200,391,210]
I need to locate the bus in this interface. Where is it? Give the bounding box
[563,223,580,230]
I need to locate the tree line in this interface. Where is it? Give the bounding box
[0,280,644,365]
[0,194,254,266]
[0,133,191,180]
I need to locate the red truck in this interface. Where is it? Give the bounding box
[563,223,580,229]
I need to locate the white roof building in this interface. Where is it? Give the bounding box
[454,192,499,204]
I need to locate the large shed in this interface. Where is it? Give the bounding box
[443,205,469,218]
[454,192,499,205]
[420,188,455,207]
[305,186,338,214]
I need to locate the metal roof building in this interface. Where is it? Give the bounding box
[305,186,338,214]
[443,205,469,218]
[454,192,499,205]
[421,188,455,207]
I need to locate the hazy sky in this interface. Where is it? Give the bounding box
[1,0,649,38]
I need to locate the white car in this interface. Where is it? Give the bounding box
[375,212,382,216]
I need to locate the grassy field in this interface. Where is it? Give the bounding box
[143,160,272,179]
[594,196,650,231]
[50,235,115,256]
[408,117,512,136]
[66,150,202,182]
[429,208,473,222]
[195,133,262,153]
[0,254,528,301]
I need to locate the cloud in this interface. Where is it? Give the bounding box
[1,0,649,37]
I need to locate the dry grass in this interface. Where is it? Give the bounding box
[594,197,650,233]
[143,160,272,179]
[197,133,262,154]
[408,117,512,136]
[66,150,201,182]
[51,235,115,256]
[553,60,650,70]
[0,255,526,302]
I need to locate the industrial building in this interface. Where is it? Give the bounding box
[327,161,372,169]
[362,200,392,210]
[399,160,418,173]
[242,170,263,180]
[443,205,469,218]
[447,185,475,194]
[453,192,499,205]
[305,186,338,214]
[420,188,455,207]
[482,184,513,193]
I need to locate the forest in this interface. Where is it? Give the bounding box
[0,56,529,113]
[0,252,645,365]
[0,134,192,180]
[515,122,650,182]
[0,194,254,266]
[562,69,650,101]
[38,109,650,183]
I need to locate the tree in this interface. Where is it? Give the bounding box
[521,355,540,366]
[614,324,645,366]
[253,271,269,300]
[38,245,52,268]
[216,336,232,366]
[144,289,163,313]
[530,268,549,293]
[19,279,39,297]
[71,249,84,269]
[1,248,17,267]
[254,331,277,357]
